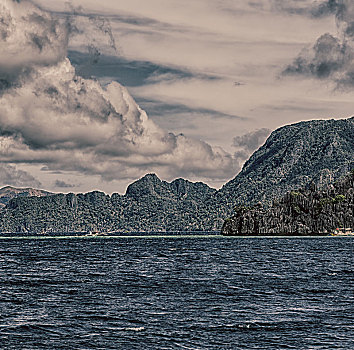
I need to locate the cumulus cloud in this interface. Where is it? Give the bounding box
[0,164,41,187]
[283,33,349,78]
[0,0,68,90]
[0,0,240,185]
[233,128,271,152]
[233,128,271,160]
[283,0,354,87]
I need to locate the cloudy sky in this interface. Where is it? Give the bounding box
[0,0,353,194]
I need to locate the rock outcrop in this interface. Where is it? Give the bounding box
[221,171,354,235]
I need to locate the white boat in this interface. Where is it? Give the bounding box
[331,228,353,236]
[84,230,108,237]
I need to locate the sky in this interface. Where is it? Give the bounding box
[0,0,353,194]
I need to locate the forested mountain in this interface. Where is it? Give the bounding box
[0,117,353,233]
[222,171,354,235]
[216,117,354,215]
[0,176,219,233]
[0,186,52,209]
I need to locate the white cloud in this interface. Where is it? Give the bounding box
[0,57,241,181]
[0,0,68,85]
[1,0,353,193]
[0,163,41,188]
[57,0,352,147]
[0,0,245,189]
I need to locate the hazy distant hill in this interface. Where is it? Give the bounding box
[0,117,353,233]
[0,186,53,209]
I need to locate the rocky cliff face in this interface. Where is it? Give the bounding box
[0,117,353,233]
[221,171,354,235]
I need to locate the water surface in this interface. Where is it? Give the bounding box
[0,236,353,349]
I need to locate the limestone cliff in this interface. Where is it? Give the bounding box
[222,171,354,235]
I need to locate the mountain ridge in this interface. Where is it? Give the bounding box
[0,116,353,233]
[216,116,354,213]
[0,186,53,209]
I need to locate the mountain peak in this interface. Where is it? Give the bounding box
[125,173,162,198]
[219,117,354,211]
[141,173,161,181]
[0,117,352,232]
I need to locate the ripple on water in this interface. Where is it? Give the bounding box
[0,236,353,349]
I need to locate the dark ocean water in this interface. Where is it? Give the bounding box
[0,236,353,350]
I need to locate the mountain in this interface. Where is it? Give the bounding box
[221,170,354,235]
[216,117,354,214]
[121,174,218,231]
[0,117,353,233]
[0,176,219,233]
[0,186,53,209]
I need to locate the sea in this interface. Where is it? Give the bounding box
[0,235,353,349]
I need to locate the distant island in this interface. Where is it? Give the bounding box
[0,117,353,235]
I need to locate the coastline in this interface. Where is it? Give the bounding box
[0,233,352,240]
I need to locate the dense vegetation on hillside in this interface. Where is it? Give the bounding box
[0,117,353,233]
[0,187,52,209]
[222,171,354,235]
[0,176,219,233]
[216,117,354,214]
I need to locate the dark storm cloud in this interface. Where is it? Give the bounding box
[283,0,354,87]
[335,0,354,38]
[54,180,76,188]
[68,50,219,87]
[233,128,271,154]
[248,0,339,18]
[0,164,41,187]
[283,33,349,79]
[311,0,339,18]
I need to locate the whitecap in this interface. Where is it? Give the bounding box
[125,327,145,332]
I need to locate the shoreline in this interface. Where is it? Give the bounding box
[0,234,352,239]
